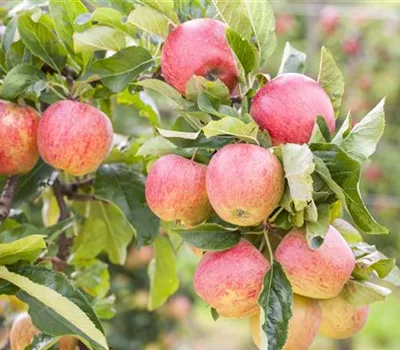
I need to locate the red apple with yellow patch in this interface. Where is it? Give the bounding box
[194,239,269,318]
[38,100,113,176]
[0,101,39,175]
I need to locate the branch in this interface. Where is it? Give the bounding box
[0,175,19,224]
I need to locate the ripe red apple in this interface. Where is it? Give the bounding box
[363,163,383,182]
[0,101,39,175]
[193,239,270,318]
[320,6,340,34]
[319,294,369,339]
[38,100,113,176]
[145,154,212,225]
[125,246,154,270]
[275,226,355,299]
[342,39,361,56]
[161,18,238,94]
[206,144,284,226]
[275,14,295,35]
[250,73,335,145]
[250,295,321,350]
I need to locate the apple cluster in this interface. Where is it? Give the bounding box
[145,18,368,349]
[0,99,113,177]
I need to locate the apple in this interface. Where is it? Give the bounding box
[319,293,369,339]
[10,313,77,350]
[38,100,113,176]
[250,73,335,145]
[320,6,340,34]
[206,143,284,226]
[164,295,192,320]
[363,163,383,182]
[275,226,355,299]
[125,245,154,269]
[161,18,238,94]
[342,39,361,56]
[0,101,39,175]
[275,14,295,35]
[193,239,270,318]
[250,295,321,350]
[145,154,212,225]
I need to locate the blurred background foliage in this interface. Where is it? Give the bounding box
[0,0,399,349]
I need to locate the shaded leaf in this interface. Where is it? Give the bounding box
[341,280,391,306]
[73,26,126,53]
[226,28,257,75]
[278,42,306,75]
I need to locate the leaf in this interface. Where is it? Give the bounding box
[278,42,306,75]
[17,12,67,72]
[94,164,159,247]
[72,200,136,265]
[243,0,276,69]
[281,144,315,211]
[0,223,40,242]
[311,144,388,235]
[305,204,329,249]
[212,0,252,38]
[142,0,179,23]
[211,307,220,321]
[197,92,241,119]
[84,7,132,34]
[136,136,177,157]
[1,64,45,100]
[0,235,46,265]
[258,261,292,350]
[317,46,344,117]
[85,46,153,92]
[203,117,259,144]
[167,132,233,150]
[2,16,18,51]
[332,112,351,145]
[341,99,385,164]
[127,6,170,38]
[73,260,110,298]
[331,218,363,244]
[135,79,188,109]
[226,28,257,75]
[384,266,400,287]
[341,280,391,306]
[158,129,200,140]
[175,223,240,251]
[73,26,126,53]
[185,75,230,103]
[0,266,107,350]
[148,235,179,310]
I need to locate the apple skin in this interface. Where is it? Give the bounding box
[250,73,335,145]
[250,295,321,350]
[161,18,238,94]
[319,294,369,339]
[38,100,113,176]
[0,101,39,175]
[206,143,284,226]
[10,313,77,350]
[275,226,355,299]
[193,239,270,318]
[145,154,212,225]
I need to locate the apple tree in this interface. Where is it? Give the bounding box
[0,0,398,349]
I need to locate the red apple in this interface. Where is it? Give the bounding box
[342,39,361,56]
[275,226,355,299]
[319,293,369,339]
[275,14,295,35]
[193,239,270,318]
[161,18,238,94]
[206,143,284,226]
[0,101,39,175]
[38,100,113,176]
[250,73,335,145]
[320,6,340,34]
[145,154,212,225]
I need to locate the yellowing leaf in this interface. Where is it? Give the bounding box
[0,235,46,265]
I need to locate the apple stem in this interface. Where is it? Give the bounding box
[191,148,199,161]
[0,175,19,225]
[263,219,274,266]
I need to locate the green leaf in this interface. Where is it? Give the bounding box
[332,112,351,145]
[73,260,110,298]
[311,143,388,235]
[72,200,136,265]
[211,307,220,321]
[127,6,170,38]
[243,0,276,69]
[85,46,154,92]
[167,132,233,150]
[384,266,400,287]
[185,75,230,103]
[281,144,315,211]
[136,136,177,157]
[29,334,59,350]
[73,26,126,53]
[84,7,132,34]
[17,12,67,72]
[2,16,18,51]
[197,92,240,119]
[212,0,252,38]
[0,64,45,100]
[175,223,240,251]
[158,128,200,140]
[0,265,107,350]
[331,218,363,244]
[148,235,179,310]
[341,99,385,164]
[0,235,46,265]
[93,295,116,320]
[226,28,257,75]
[135,79,188,109]
[341,280,391,306]
[305,204,329,249]
[278,42,306,75]
[258,261,292,350]
[317,46,344,117]
[203,117,259,144]
[0,223,40,242]
[142,0,179,24]
[94,164,159,247]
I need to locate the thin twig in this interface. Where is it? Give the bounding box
[0,175,19,224]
